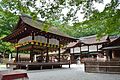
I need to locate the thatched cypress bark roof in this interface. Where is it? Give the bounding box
[2,15,77,43]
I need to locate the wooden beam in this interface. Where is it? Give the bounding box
[97,45,98,51]
[4,24,26,42]
[41,52,44,62]
[16,39,19,62]
[88,45,89,53]
[30,32,35,62]
[58,40,60,62]
[46,37,49,62]
[80,46,81,54]
[88,45,90,57]
[16,48,19,62]
[58,47,60,62]
[73,48,74,54]
[30,50,34,62]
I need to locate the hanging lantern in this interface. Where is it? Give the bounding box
[53,45,55,48]
[23,42,26,46]
[31,41,34,44]
[26,42,28,45]
[60,44,63,48]
[23,43,25,46]
[52,44,54,47]
[33,40,37,43]
[51,44,53,47]
[44,43,46,46]
[26,41,29,45]
[16,44,20,47]
[49,44,51,47]
[36,42,39,45]
[40,43,42,46]
[22,44,24,46]
[48,44,50,47]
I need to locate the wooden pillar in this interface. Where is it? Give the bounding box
[73,48,75,53]
[30,32,35,62]
[16,38,19,62]
[88,45,89,57]
[97,45,98,51]
[30,50,34,62]
[58,47,60,62]
[71,47,75,65]
[58,40,60,62]
[41,52,44,62]
[106,50,109,61]
[46,48,49,62]
[80,46,81,53]
[46,37,49,62]
[88,45,89,52]
[79,46,81,59]
[16,48,19,62]
[109,50,112,60]
[112,50,115,59]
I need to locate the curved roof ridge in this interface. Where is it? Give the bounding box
[20,14,77,39]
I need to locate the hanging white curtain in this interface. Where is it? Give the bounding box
[18,35,60,45]
[49,38,59,45]
[18,36,32,44]
[35,36,47,43]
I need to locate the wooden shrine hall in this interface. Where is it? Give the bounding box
[2,15,77,70]
[84,36,120,73]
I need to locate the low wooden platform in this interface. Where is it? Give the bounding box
[6,62,71,70]
[84,61,120,73]
[0,70,28,80]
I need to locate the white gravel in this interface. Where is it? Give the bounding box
[27,64,120,80]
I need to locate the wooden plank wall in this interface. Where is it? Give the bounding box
[84,61,120,73]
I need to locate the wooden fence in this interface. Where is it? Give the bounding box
[84,61,120,73]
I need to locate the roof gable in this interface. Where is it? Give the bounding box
[20,15,73,38]
[79,35,108,45]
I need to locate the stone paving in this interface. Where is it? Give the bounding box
[27,64,120,80]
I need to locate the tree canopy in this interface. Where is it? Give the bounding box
[73,0,120,38]
[0,9,18,55]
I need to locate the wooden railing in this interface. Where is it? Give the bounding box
[84,61,120,73]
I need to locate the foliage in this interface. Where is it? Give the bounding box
[73,0,120,38]
[0,8,18,54]
[0,0,105,22]
[56,23,95,38]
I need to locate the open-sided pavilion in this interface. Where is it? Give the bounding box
[2,15,77,70]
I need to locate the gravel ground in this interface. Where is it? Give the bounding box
[0,64,120,80]
[27,64,120,80]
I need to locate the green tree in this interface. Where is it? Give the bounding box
[0,0,108,22]
[0,8,18,54]
[73,0,120,37]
